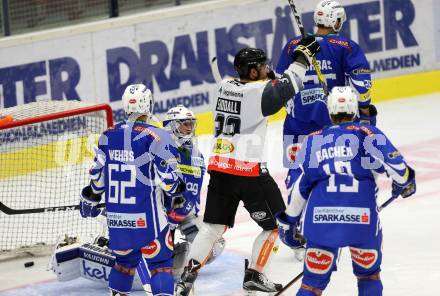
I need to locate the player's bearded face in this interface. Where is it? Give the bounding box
[257,63,270,80]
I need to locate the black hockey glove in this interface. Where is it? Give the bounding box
[171,194,186,209]
[359,104,378,126]
[392,166,416,198]
[293,36,321,67]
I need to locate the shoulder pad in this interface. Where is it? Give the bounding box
[133,125,162,141]
[309,129,323,136]
[327,37,352,51]
[287,36,303,55]
[345,124,375,137]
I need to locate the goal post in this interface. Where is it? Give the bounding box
[0,100,113,257]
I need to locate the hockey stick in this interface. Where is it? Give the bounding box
[378,195,398,211]
[0,202,105,215]
[274,270,304,296]
[211,57,222,83]
[287,0,329,96]
[274,194,397,295]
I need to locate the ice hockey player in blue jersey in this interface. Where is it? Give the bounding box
[162,104,225,276]
[276,86,416,296]
[79,84,184,296]
[276,0,377,205]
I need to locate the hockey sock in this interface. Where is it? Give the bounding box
[150,267,174,296]
[108,263,136,294]
[250,229,279,272]
[186,223,226,266]
[357,274,383,296]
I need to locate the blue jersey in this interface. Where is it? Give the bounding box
[286,122,410,248]
[165,145,205,224]
[89,121,182,250]
[276,34,372,137]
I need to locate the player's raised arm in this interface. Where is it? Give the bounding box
[261,37,321,117]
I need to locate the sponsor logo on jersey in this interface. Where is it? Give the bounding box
[141,239,161,259]
[251,211,267,221]
[328,38,350,49]
[216,98,241,114]
[300,88,326,105]
[191,156,204,167]
[286,143,301,162]
[107,212,147,229]
[166,229,174,250]
[388,151,401,159]
[213,138,235,154]
[313,207,370,224]
[222,89,243,98]
[177,164,202,177]
[186,182,199,195]
[349,247,378,269]
[352,68,371,75]
[305,248,334,274]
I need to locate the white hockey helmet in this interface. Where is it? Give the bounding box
[163,105,197,147]
[327,86,358,119]
[314,0,346,32]
[122,84,154,118]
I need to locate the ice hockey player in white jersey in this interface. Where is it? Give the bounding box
[79,84,184,296]
[175,36,321,296]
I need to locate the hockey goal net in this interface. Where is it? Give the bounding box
[0,101,113,258]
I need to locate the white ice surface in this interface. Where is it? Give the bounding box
[1,93,440,295]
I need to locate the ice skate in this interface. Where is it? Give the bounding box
[242,259,282,295]
[175,259,200,296]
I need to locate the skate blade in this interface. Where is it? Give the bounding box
[243,291,276,296]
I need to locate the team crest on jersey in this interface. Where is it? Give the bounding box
[141,239,161,258]
[305,248,334,274]
[213,138,235,154]
[349,247,378,269]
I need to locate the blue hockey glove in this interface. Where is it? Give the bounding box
[80,185,102,218]
[359,104,378,126]
[392,166,416,198]
[276,212,305,249]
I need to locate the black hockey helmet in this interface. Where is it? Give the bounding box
[234,47,268,79]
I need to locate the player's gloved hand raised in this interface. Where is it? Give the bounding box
[359,104,378,126]
[276,212,305,249]
[293,36,321,66]
[392,166,416,198]
[80,185,102,218]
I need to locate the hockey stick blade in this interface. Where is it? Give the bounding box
[0,202,105,215]
[211,57,222,83]
[274,271,304,296]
